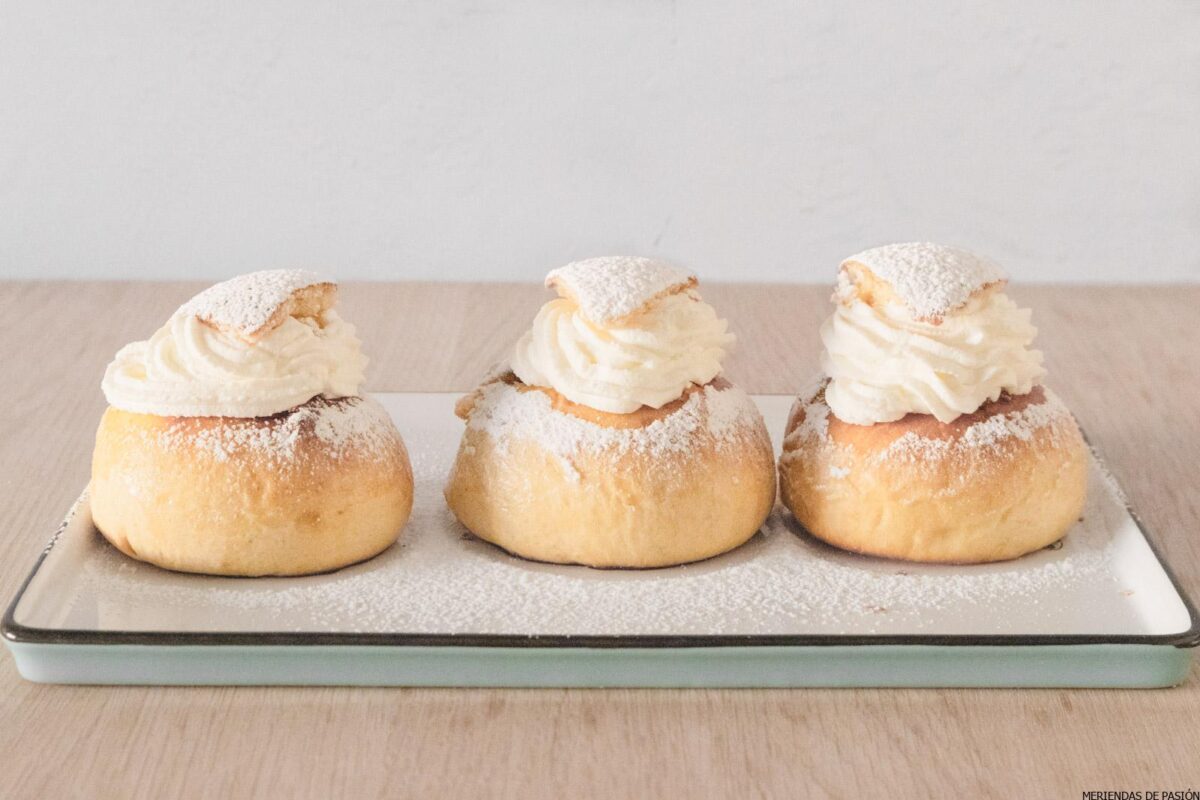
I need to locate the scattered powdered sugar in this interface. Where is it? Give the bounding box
[784,385,1075,476]
[179,269,331,337]
[879,431,952,465]
[151,396,400,466]
[960,391,1071,449]
[782,395,829,452]
[881,390,1073,467]
[465,380,763,473]
[704,382,751,435]
[844,242,1005,320]
[546,256,694,323]
[69,397,1128,637]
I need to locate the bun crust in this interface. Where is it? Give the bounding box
[90,396,413,576]
[779,384,1087,563]
[839,242,1006,322]
[222,280,336,341]
[838,259,1003,321]
[445,377,776,568]
[180,269,335,342]
[544,256,697,325]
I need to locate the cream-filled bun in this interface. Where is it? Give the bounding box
[780,243,1087,563]
[446,257,776,568]
[91,270,413,576]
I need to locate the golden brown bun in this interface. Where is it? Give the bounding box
[444,375,776,568]
[91,396,413,576]
[779,383,1087,564]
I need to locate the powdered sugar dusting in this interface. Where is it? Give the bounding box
[150,396,401,466]
[69,394,1130,637]
[844,242,1005,320]
[960,390,1071,449]
[546,256,694,323]
[880,389,1074,467]
[785,385,1075,477]
[179,269,331,337]
[880,431,952,465]
[782,395,829,452]
[465,380,764,472]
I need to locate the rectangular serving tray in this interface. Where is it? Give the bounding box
[4,393,1197,687]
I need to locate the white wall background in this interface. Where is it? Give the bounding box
[2,1,1198,283]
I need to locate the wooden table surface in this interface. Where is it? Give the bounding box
[1,281,1197,798]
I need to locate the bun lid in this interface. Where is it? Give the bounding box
[179,269,336,342]
[839,243,1005,322]
[545,256,696,325]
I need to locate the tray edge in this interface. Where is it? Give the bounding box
[5,428,1200,653]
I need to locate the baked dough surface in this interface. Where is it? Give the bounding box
[779,383,1087,564]
[445,376,777,568]
[91,396,413,576]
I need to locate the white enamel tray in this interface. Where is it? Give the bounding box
[4,394,1197,687]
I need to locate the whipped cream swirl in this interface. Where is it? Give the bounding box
[511,290,734,414]
[821,289,1045,425]
[102,310,367,418]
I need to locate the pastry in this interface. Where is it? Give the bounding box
[445,256,776,568]
[91,270,413,576]
[779,243,1087,563]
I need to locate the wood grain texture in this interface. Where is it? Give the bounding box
[0,281,1197,799]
